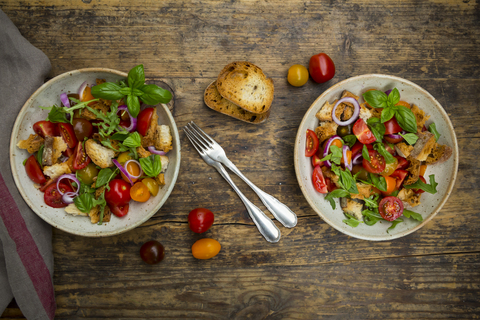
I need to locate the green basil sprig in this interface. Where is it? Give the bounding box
[404,174,438,194]
[399,132,419,145]
[320,145,343,165]
[36,145,44,169]
[343,213,362,227]
[140,155,162,177]
[123,132,142,148]
[95,167,119,189]
[362,144,370,162]
[324,189,350,210]
[428,123,441,141]
[360,173,387,192]
[342,135,357,148]
[374,142,396,164]
[367,117,386,142]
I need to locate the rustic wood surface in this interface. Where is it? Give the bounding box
[1,0,480,318]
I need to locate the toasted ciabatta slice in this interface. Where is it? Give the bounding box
[204,81,270,124]
[216,61,274,114]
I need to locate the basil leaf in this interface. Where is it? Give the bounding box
[339,168,359,194]
[123,132,142,148]
[324,189,350,210]
[132,88,144,97]
[362,144,370,162]
[388,218,404,233]
[110,132,129,141]
[404,174,438,194]
[320,154,332,162]
[367,117,386,142]
[96,168,115,188]
[119,87,132,95]
[343,213,361,227]
[387,88,400,107]
[127,64,145,89]
[403,209,423,221]
[380,106,396,123]
[395,106,417,133]
[329,145,343,165]
[74,193,93,213]
[127,94,141,118]
[44,105,68,123]
[362,209,383,226]
[363,195,379,209]
[428,123,441,141]
[36,145,44,169]
[362,90,388,109]
[343,135,357,148]
[91,82,124,100]
[390,189,399,197]
[369,173,387,192]
[118,79,128,88]
[399,132,419,145]
[374,142,396,164]
[139,84,172,105]
[140,155,162,177]
[330,163,342,177]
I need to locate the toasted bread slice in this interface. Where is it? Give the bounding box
[216,61,274,114]
[204,81,270,124]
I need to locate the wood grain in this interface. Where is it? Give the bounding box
[1,0,479,318]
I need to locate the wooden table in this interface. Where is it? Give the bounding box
[2,0,479,318]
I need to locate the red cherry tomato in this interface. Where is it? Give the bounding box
[325,177,337,192]
[188,208,215,233]
[384,117,403,134]
[72,142,91,170]
[390,169,408,190]
[378,196,404,221]
[362,150,386,174]
[413,176,427,194]
[309,53,335,83]
[25,155,46,184]
[44,182,73,208]
[312,166,328,193]
[137,108,155,136]
[140,240,165,264]
[311,154,324,167]
[109,203,129,217]
[33,121,59,138]
[58,123,78,148]
[381,176,397,196]
[352,119,376,144]
[350,141,364,157]
[105,179,131,206]
[305,129,319,157]
[72,118,93,141]
[63,146,75,157]
[394,156,410,170]
[383,142,395,155]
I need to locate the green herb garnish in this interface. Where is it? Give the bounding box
[404,174,438,194]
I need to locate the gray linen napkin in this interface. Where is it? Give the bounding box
[0,9,56,320]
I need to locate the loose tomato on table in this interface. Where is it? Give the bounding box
[140,240,165,264]
[33,121,58,138]
[362,150,386,174]
[137,108,155,136]
[390,169,408,190]
[130,181,150,202]
[72,118,93,141]
[105,179,131,206]
[188,208,215,233]
[44,182,73,208]
[312,166,328,193]
[352,119,376,144]
[378,196,404,221]
[72,142,90,170]
[384,117,402,135]
[191,238,221,260]
[109,203,129,217]
[381,176,397,196]
[305,129,319,157]
[25,155,46,184]
[287,64,309,87]
[309,53,335,83]
[58,123,78,148]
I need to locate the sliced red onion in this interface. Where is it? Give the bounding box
[78,81,88,101]
[323,135,343,168]
[60,93,70,108]
[62,192,77,204]
[385,89,392,96]
[331,97,360,126]
[352,153,363,166]
[112,159,133,186]
[385,131,406,140]
[57,174,80,196]
[118,105,138,132]
[124,160,143,179]
[343,145,352,171]
[147,146,167,155]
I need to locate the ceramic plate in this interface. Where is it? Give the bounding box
[294,74,458,241]
[10,68,180,237]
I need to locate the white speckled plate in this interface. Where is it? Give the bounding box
[294,74,458,241]
[10,68,180,237]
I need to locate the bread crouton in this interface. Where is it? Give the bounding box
[155,173,165,186]
[340,90,360,121]
[88,206,111,224]
[52,137,67,164]
[321,166,341,187]
[411,105,430,132]
[316,101,335,121]
[160,156,169,173]
[410,131,436,161]
[359,103,372,122]
[85,139,115,168]
[137,146,152,158]
[154,125,173,153]
[43,162,72,180]
[398,188,421,207]
[95,186,105,200]
[315,121,338,145]
[17,134,44,154]
[404,156,421,186]
[76,100,109,120]
[42,136,54,166]
[341,199,364,220]
[141,107,158,148]
[351,183,373,200]
[426,143,453,165]
[395,142,414,158]
[65,203,89,216]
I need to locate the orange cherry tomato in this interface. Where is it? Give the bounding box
[395,101,411,108]
[130,181,150,202]
[121,161,141,183]
[381,176,397,196]
[191,238,221,260]
[81,86,97,106]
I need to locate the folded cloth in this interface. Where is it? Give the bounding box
[0,9,55,320]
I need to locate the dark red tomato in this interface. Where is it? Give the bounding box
[105,179,131,206]
[413,176,427,194]
[379,196,404,221]
[140,240,165,265]
[305,129,319,157]
[25,155,46,184]
[44,182,73,208]
[72,118,93,141]
[394,155,410,170]
[188,208,215,233]
[351,141,364,157]
[390,169,408,190]
[352,119,376,144]
[311,154,324,167]
[312,166,328,193]
[58,123,78,148]
[309,53,335,83]
[72,142,91,170]
[63,146,75,157]
[39,178,56,193]
[109,203,129,217]
[384,117,402,134]
[384,135,404,144]
[325,177,337,192]
[362,150,386,174]
[33,121,59,138]
[137,108,155,136]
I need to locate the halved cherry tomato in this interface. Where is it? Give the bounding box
[384,135,404,144]
[137,108,155,136]
[362,150,386,174]
[413,176,427,194]
[25,155,46,184]
[325,177,337,192]
[381,176,397,196]
[58,123,78,148]
[81,86,97,106]
[394,155,410,170]
[305,129,319,157]
[188,208,215,233]
[33,121,59,138]
[341,150,352,165]
[380,158,398,176]
[390,169,408,190]
[309,53,335,83]
[39,178,57,193]
[419,165,427,177]
[63,147,75,157]
[72,118,93,141]
[384,117,402,135]
[130,181,150,202]
[395,101,411,108]
[121,161,141,183]
[383,142,395,155]
[72,142,90,170]
[109,203,129,217]
[352,119,376,144]
[378,196,404,221]
[105,179,131,206]
[191,238,221,260]
[311,154,324,167]
[312,166,328,193]
[44,182,73,208]
[76,162,98,184]
[142,178,159,196]
[351,141,364,157]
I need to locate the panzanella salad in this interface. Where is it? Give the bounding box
[17,65,173,225]
[306,88,452,232]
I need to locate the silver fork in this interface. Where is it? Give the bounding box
[185,121,297,228]
[184,127,281,243]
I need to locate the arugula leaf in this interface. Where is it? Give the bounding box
[387,88,400,106]
[403,209,423,221]
[91,82,124,100]
[127,64,145,89]
[36,145,44,169]
[139,84,173,105]
[362,144,370,162]
[95,168,118,188]
[139,155,162,177]
[388,218,404,233]
[399,132,419,145]
[123,132,142,148]
[367,117,386,142]
[368,173,387,192]
[374,142,396,164]
[428,123,441,141]
[363,195,379,209]
[362,209,383,226]
[380,106,396,123]
[100,139,129,152]
[404,174,438,194]
[343,214,361,227]
[343,135,357,148]
[87,101,121,137]
[363,90,388,109]
[324,189,350,210]
[127,94,141,118]
[394,106,417,133]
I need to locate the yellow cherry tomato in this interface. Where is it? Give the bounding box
[121,161,141,183]
[381,158,398,176]
[130,181,150,202]
[117,152,133,164]
[142,178,159,196]
[287,64,309,87]
[191,238,221,260]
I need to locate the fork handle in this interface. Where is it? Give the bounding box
[211,162,281,243]
[221,158,297,228]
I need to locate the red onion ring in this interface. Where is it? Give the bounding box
[56,174,80,196]
[385,131,406,140]
[60,93,70,108]
[343,145,352,171]
[62,192,77,204]
[352,153,363,166]
[147,146,167,155]
[124,160,143,179]
[323,135,343,168]
[78,81,88,101]
[331,97,360,126]
[118,105,138,132]
[112,159,133,186]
